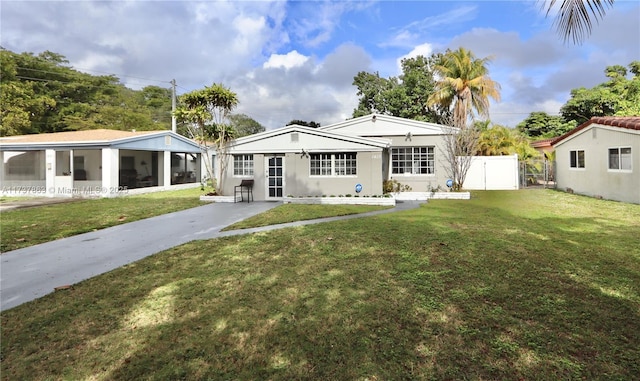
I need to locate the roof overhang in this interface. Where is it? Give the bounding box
[552,116,640,147]
[228,125,390,154]
[0,130,202,153]
[319,113,458,137]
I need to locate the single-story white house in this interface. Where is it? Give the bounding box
[552,116,640,204]
[0,129,204,197]
[218,114,458,200]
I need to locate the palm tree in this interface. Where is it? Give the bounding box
[545,0,614,44]
[477,125,515,156]
[174,83,239,193]
[427,48,501,129]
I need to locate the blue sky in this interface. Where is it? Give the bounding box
[2,1,639,129]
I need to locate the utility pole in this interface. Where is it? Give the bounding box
[171,79,177,133]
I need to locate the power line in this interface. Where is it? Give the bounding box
[15,75,54,83]
[14,66,171,87]
[71,66,171,84]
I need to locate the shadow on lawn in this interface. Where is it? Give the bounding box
[2,199,639,380]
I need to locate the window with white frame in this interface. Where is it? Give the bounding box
[608,147,632,171]
[233,154,254,176]
[335,153,357,175]
[391,147,435,174]
[310,152,357,176]
[569,150,585,169]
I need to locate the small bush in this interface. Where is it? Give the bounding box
[383,179,412,193]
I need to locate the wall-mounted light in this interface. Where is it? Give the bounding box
[405,132,412,141]
[372,115,377,122]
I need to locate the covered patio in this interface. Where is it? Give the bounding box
[0,129,204,197]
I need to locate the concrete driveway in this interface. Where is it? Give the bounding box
[0,200,422,311]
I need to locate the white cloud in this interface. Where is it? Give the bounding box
[234,43,371,129]
[231,14,267,55]
[263,50,310,70]
[396,43,434,74]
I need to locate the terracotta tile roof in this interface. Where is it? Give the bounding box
[0,129,164,144]
[551,116,640,146]
[530,138,556,148]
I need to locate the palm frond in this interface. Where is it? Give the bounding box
[545,0,614,44]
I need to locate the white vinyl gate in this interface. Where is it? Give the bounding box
[463,155,520,190]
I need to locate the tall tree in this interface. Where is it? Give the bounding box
[140,86,173,126]
[352,71,395,117]
[544,0,614,44]
[287,120,321,128]
[394,55,444,122]
[351,55,446,123]
[174,83,239,193]
[560,61,640,123]
[0,48,174,136]
[427,47,501,129]
[516,112,576,138]
[229,113,265,137]
[426,48,500,191]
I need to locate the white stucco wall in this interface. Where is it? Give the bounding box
[555,125,640,204]
[221,151,384,200]
[385,135,450,192]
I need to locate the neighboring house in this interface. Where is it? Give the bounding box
[531,138,555,158]
[552,116,640,204]
[1,129,204,197]
[219,114,456,200]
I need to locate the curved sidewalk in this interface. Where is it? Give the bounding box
[1,201,422,311]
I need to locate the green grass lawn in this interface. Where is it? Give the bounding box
[1,189,639,380]
[0,188,206,252]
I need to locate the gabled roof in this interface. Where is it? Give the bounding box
[552,116,640,146]
[229,124,390,154]
[320,113,457,137]
[0,129,202,152]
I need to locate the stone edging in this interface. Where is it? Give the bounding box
[200,192,470,204]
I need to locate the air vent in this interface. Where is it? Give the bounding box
[291,132,299,142]
[165,136,171,145]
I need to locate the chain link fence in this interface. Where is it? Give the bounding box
[519,159,555,188]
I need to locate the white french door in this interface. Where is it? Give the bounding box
[265,155,285,199]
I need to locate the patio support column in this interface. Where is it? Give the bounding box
[45,149,56,198]
[102,148,119,197]
[163,150,171,189]
[0,152,4,186]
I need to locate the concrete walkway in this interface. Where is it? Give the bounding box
[1,200,422,311]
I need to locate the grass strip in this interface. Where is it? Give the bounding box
[0,188,205,252]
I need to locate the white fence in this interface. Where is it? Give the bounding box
[463,155,519,190]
